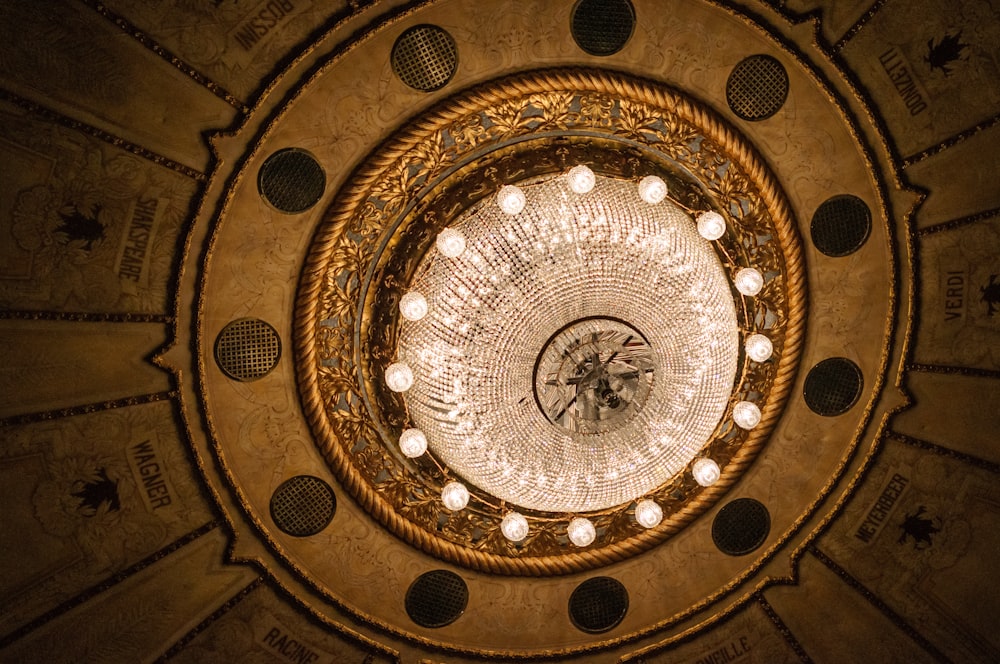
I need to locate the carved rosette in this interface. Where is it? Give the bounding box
[295,69,805,575]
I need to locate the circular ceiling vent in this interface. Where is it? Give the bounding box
[214,318,281,381]
[391,25,458,92]
[810,195,872,257]
[726,54,789,121]
[804,357,863,416]
[269,475,336,537]
[258,148,326,213]
[405,570,468,628]
[568,577,629,633]
[571,0,636,56]
[712,498,770,556]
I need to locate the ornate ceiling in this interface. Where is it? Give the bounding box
[1,1,999,662]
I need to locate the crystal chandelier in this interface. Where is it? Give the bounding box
[297,71,805,570]
[381,167,774,543]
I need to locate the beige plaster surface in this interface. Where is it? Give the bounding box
[893,371,1000,464]
[0,320,171,418]
[764,554,941,664]
[98,0,358,102]
[0,528,257,663]
[908,122,1000,229]
[0,0,237,171]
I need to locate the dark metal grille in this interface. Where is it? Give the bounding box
[726,55,789,121]
[810,195,872,257]
[391,25,458,92]
[712,498,770,556]
[214,318,281,382]
[804,357,863,416]
[405,570,468,628]
[269,476,336,537]
[571,0,636,56]
[258,148,326,213]
[568,577,629,633]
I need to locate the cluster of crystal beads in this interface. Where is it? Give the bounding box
[397,174,740,512]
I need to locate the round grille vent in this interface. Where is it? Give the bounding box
[269,475,336,537]
[726,55,789,121]
[258,148,326,213]
[571,0,636,56]
[712,498,770,556]
[568,577,629,633]
[810,195,872,257]
[405,570,468,628]
[804,357,863,416]
[214,318,281,381]
[391,25,458,92]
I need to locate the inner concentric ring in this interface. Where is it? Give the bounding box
[397,174,739,512]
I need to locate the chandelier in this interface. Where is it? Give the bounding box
[385,168,769,539]
[297,69,804,574]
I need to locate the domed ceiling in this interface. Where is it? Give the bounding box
[1,1,1000,662]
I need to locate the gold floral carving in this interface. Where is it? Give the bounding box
[295,69,806,575]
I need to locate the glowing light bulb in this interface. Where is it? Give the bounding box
[385,362,414,392]
[735,268,764,296]
[692,458,721,486]
[441,481,470,511]
[733,401,762,429]
[634,499,663,528]
[567,165,596,194]
[567,517,596,547]
[436,228,466,258]
[501,512,529,542]
[638,175,668,204]
[497,184,526,214]
[399,428,427,457]
[697,211,726,240]
[399,291,428,321]
[745,334,773,362]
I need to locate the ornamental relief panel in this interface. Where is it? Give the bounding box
[842,0,1000,155]
[820,437,1000,662]
[916,215,1000,371]
[0,401,214,635]
[0,101,195,315]
[185,0,897,654]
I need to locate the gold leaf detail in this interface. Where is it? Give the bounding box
[529,92,574,130]
[484,98,533,137]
